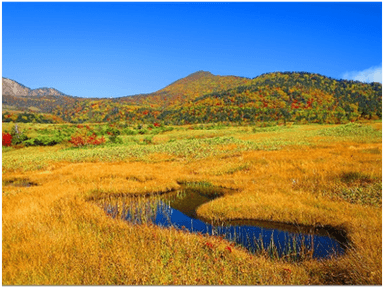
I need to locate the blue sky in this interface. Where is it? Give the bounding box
[2,2,382,98]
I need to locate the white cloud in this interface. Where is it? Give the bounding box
[342,65,382,83]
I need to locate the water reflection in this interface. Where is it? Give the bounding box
[96,188,347,260]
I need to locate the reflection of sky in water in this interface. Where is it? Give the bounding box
[104,195,345,259]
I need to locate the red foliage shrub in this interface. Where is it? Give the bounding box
[69,136,86,147]
[2,133,12,147]
[86,134,106,146]
[69,134,105,147]
[153,122,161,127]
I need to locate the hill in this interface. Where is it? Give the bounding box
[156,72,382,124]
[2,71,382,124]
[120,71,251,109]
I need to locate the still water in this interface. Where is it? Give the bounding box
[96,187,347,260]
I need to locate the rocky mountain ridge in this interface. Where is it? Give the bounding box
[2,77,68,97]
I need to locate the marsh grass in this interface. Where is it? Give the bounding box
[315,122,382,141]
[2,135,275,172]
[2,122,382,285]
[94,192,338,264]
[290,168,382,207]
[252,125,295,133]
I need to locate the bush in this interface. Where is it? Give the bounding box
[2,133,12,147]
[69,134,106,147]
[23,135,64,147]
[108,134,123,144]
[87,134,106,146]
[10,124,28,145]
[123,128,138,135]
[69,136,86,147]
[106,127,120,136]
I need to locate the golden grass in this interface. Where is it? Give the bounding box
[2,123,382,285]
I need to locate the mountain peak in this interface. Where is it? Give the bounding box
[2,78,31,96]
[2,77,68,97]
[186,70,213,78]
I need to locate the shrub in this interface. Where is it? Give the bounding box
[106,127,120,136]
[2,133,12,147]
[123,128,138,135]
[10,124,28,145]
[163,126,174,132]
[108,134,122,144]
[23,136,63,147]
[69,136,86,147]
[69,134,105,147]
[87,134,106,146]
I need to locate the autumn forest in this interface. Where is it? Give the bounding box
[2,71,382,125]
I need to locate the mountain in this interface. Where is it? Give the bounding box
[2,78,78,116]
[156,71,382,124]
[2,78,30,96]
[120,70,251,109]
[2,77,68,97]
[2,71,382,125]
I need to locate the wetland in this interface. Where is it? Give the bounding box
[2,122,382,285]
[96,186,348,260]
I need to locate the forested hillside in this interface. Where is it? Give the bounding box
[120,71,250,109]
[2,71,382,124]
[156,72,382,124]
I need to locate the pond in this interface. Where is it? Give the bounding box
[3,178,37,187]
[95,186,348,260]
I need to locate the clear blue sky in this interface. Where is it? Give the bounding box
[2,2,382,98]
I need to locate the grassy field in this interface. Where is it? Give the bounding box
[2,121,382,285]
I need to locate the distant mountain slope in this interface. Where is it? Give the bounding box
[3,94,79,114]
[120,71,251,108]
[2,78,30,96]
[157,72,382,124]
[2,78,80,116]
[2,71,382,125]
[2,77,68,97]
